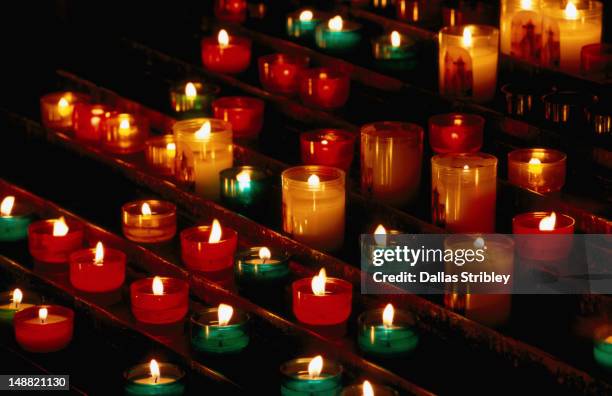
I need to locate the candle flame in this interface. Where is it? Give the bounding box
[321,139,328,145]
[564,1,578,20]
[141,202,152,216]
[39,307,48,324]
[363,381,375,396]
[0,196,15,216]
[195,121,212,140]
[605,336,612,344]
[258,247,271,261]
[299,10,313,22]
[149,359,160,383]
[57,97,71,117]
[391,31,401,47]
[453,117,463,126]
[218,303,234,326]
[463,164,470,171]
[374,224,387,245]
[52,217,69,237]
[152,276,164,295]
[166,142,176,152]
[218,29,230,46]
[311,268,327,296]
[119,118,131,131]
[528,158,541,165]
[209,219,222,243]
[307,174,320,187]
[382,303,394,327]
[236,171,251,184]
[374,224,386,235]
[328,15,343,32]
[185,82,197,99]
[94,241,104,265]
[520,0,532,9]
[12,288,23,306]
[539,212,557,231]
[308,356,323,379]
[462,27,473,48]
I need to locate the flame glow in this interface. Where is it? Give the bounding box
[538,212,557,231]
[391,31,401,47]
[12,288,23,307]
[57,97,71,117]
[218,29,230,46]
[307,174,320,187]
[94,241,104,265]
[299,10,313,22]
[185,82,197,99]
[258,247,271,261]
[328,15,343,32]
[166,142,176,152]
[363,381,374,396]
[1,196,15,216]
[311,268,327,296]
[564,1,578,20]
[520,0,532,9]
[52,217,69,237]
[308,356,323,379]
[150,359,160,383]
[218,303,234,326]
[462,27,473,48]
[39,307,48,323]
[375,224,386,235]
[152,276,164,295]
[195,121,212,140]
[119,118,131,131]
[141,203,152,216]
[236,171,251,184]
[374,224,387,245]
[528,158,541,166]
[382,303,394,327]
[208,219,222,243]
[463,164,470,171]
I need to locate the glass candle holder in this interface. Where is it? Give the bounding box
[292,274,353,325]
[512,212,575,261]
[28,218,84,264]
[588,100,612,137]
[73,103,112,141]
[507,148,566,193]
[173,118,233,201]
[315,15,362,54]
[300,129,356,172]
[341,382,398,396]
[214,0,247,23]
[0,289,36,324]
[280,357,342,396]
[361,122,424,207]
[286,9,321,39]
[201,30,252,74]
[357,306,419,357]
[101,112,149,154]
[191,307,249,354]
[69,243,126,293]
[13,305,74,353]
[594,325,612,371]
[122,200,177,243]
[212,96,265,139]
[500,82,554,118]
[124,361,185,396]
[180,224,238,272]
[130,277,189,324]
[282,166,346,252]
[170,80,220,118]
[235,246,290,286]
[372,31,417,70]
[438,25,499,103]
[540,0,602,74]
[220,166,269,214]
[431,153,498,233]
[0,196,33,242]
[543,91,595,127]
[40,91,90,131]
[500,0,543,63]
[581,43,612,77]
[428,113,484,154]
[145,135,177,176]
[258,53,310,95]
[299,68,350,110]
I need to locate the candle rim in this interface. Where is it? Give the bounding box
[69,244,126,265]
[41,91,91,105]
[212,96,265,112]
[124,361,185,384]
[280,357,343,379]
[301,128,356,144]
[321,17,361,32]
[28,218,83,237]
[361,121,424,142]
[132,276,189,295]
[429,113,485,128]
[172,80,220,96]
[508,147,567,165]
[180,224,237,244]
[0,289,38,309]
[439,24,498,39]
[431,152,497,170]
[172,117,232,138]
[259,52,310,66]
[342,382,399,396]
[190,306,249,328]
[512,211,575,230]
[0,199,33,218]
[541,0,602,16]
[122,199,177,218]
[302,67,349,81]
[293,275,352,295]
[13,304,74,324]
[282,165,345,186]
[236,246,290,265]
[202,34,252,47]
[358,306,416,328]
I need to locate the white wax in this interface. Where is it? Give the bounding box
[133,377,176,385]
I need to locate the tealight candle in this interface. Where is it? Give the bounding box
[101,112,149,154]
[0,289,35,324]
[73,103,112,141]
[170,80,220,118]
[130,276,189,324]
[431,153,497,233]
[292,268,352,325]
[315,15,362,53]
[40,91,90,131]
[201,29,252,74]
[219,166,269,214]
[28,217,84,264]
[372,30,417,70]
[124,359,185,396]
[0,196,33,241]
[507,148,566,193]
[361,122,424,207]
[13,305,74,353]
[341,380,398,396]
[280,356,342,396]
[512,211,575,261]
[69,241,126,293]
[282,166,346,252]
[181,220,238,273]
[300,129,356,171]
[173,118,233,201]
[122,200,177,243]
[299,68,350,110]
[438,25,499,103]
[500,0,543,63]
[593,325,612,371]
[581,43,612,77]
[212,96,265,139]
[286,9,321,39]
[214,0,247,23]
[428,113,484,154]
[258,53,310,95]
[235,246,290,285]
[500,82,553,118]
[357,304,418,357]
[361,224,402,271]
[145,135,177,176]
[191,304,249,354]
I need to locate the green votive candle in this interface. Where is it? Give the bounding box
[0,289,36,324]
[357,304,418,357]
[191,305,249,354]
[287,9,321,39]
[0,196,33,242]
[235,246,290,285]
[594,325,612,370]
[281,356,342,396]
[341,380,398,396]
[170,80,220,119]
[124,360,185,396]
[315,15,362,54]
[220,166,269,213]
[372,31,417,71]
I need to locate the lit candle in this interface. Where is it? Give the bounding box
[122,200,177,243]
[28,217,84,264]
[130,276,189,325]
[102,112,149,154]
[69,241,126,293]
[73,103,111,141]
[341,380,399,396]
[169,80,220,118]
[281,356,343,396]
[219,166,270,214]
[214,0,247,23]
[286,9,321,39]
[124,359,185,396]
[299,68,350,110]
[235,246,290,285]
[507,148,566,193]
[428,113,484,154]
[360,122,424,207]
[282,166,346,252]
[40,92,90,131]
[145,135,177,176]
[0,288,35,324]
[431,153,498,233]
[315,15,362,53]
[292,268,352,325]
[438,25,499,103]
[500,0,543,63]
[593,326,612,371]
[180,219,238,273]
[173,118,233,201]
[512,211,575,261]
[190,304,250,354]
[212,96,265,140]
[13,305,74,353]
[0,196,33,241]
[201,29,252,74]
[300,129,356,172]
[258,53,310,95]
[372,30,417,70]
[357,304,419,357]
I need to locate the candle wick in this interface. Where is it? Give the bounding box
[41,318,46,324]
[154,376,159,384]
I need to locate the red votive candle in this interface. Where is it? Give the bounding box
[40,91,90,131]
[181,220,238,273]
[258,53,310,95]
[28,217,84,264]
[130,276,189,324]
[214,0,247,23]
[212,96,265,139]
[73,103,112,141]
[292,268,352,326]
[69,242,126,293]
[300,129,356,171]
[512,212,575,261]
[581,43,612,77]
[201,30,252,74]
[428,113,484,154]
[14,305,74,353]
[299,68,350,110]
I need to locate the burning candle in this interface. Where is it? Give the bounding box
[360,122,424,207]
[0,196,33,241]
[593,325,612,371]
[220,166,269,214]
[173,118,233,201]
[428,113,484,154]
[315,15,362,53]
[512,211,575,261]
[258,53,310,95]
[124,359,185,396]
[212,96,265,139]
[431,153,498,233]
[28,217,84,264]
[13,305,74,352]
[281,356,343,396]
[286,9,321,39]
[190,304,249,354]
[0,289,35,323]
[299,68,350,110]
[102,112,149,154]
[214,0,247,23]
[292,268,352,325]
[507,148,566,193]
[40,92,90,131]
[438,25,499,103]
[181,220,238,273]
[145,135,176,176]
[500,0,543,63]
[122,200,177,243]
[341,380,398,396]
[357,304,419,357]
[372,30,417,70]
[581,43,612,77]
[73,103,111,141]
[300,129,356,172]
[201,29,252,74]
[130,276,189,324]
[69,241,126,293]
[170,80,220,118]
[282,166,346,252]
[235,246,290,285]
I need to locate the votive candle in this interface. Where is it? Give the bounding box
[69,242,126,293]
[315,15,362,53]
[281,356,342,396]
[300,129,356,172]
[286,9,321,39]
[73,103,111,141]
[180,220,238,273]
[122,200,177,243]
[124,360,185,396]
[0,196,33,242]
[191,304,249,354]
[14,305,74,353]
[500,0,543,63]
[201,30,252,74]
[145,135,177,176]
[258,53,309,95]
[212,96,265,140]
[214,0,247,23]
[299,68,350,110]
[170,80,220,118]
[507,148,566,193]
[130,276,189,324]
[40,92,90,131]
[341,381,398,396]
[512,211,575,261]
[101,112,149,154]
[372,30,417,70]
[292,268,352,325]
[0,289,35,324]
[428,113,484,154]
[357,304,418,357]
[235,246,290,285]
[28,217,84,264]
[219,166,269,214]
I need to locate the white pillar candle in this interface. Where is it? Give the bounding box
[500,0,543,63]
